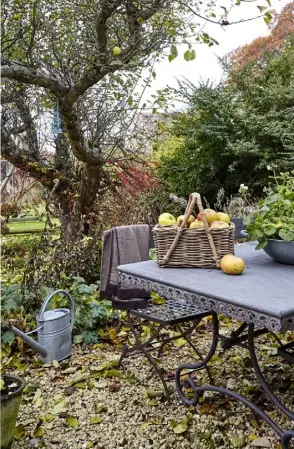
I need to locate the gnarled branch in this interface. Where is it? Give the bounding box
[1,63,68,96]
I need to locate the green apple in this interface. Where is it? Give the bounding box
[220,254,245,275]
[112,46,121,56]
[158,213,176,226]
[198,209,218,223]
[210,220,229,229]
[177,215,195,227]
[190,220,204,229]
[216,212,230,224]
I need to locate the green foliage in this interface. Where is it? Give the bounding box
[1,234,112,347]
[245,172,294,248]
[68,276,112,335]
[155,40,294,204]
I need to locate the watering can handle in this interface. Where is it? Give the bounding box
[39,290,75,330]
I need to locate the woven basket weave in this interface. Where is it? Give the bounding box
[153,192,235,268]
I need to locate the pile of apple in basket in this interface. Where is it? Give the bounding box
[153,193,245,275]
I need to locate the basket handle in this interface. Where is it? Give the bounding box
[162,193,220,267]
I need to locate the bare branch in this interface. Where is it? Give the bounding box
[1,63,68,96]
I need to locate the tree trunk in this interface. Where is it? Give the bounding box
[56,163,103,242]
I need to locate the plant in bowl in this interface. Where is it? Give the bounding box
[1,375,26,449]
[244,171,294,265]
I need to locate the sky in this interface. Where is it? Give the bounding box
[143,0,291,105]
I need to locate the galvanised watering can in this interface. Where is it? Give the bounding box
[10,290,75,363]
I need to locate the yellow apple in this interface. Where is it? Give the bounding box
[190,220,204,229]
[216,212,230,224]
[112,46,121,56]
[158,213,176,226]
[177,215,195,227]
[198,209,218,223]
[220,254,245,275]
[210,220,229,229]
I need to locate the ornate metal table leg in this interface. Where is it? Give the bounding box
[175,312,219,406]
[248,324,294,421]
[126,311,171,401]
[176,322,214,383]
[175,321,294,448]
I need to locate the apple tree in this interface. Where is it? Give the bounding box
[1,0,275,244]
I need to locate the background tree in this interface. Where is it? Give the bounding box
[154,5,294,204]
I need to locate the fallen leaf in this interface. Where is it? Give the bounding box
[62,367,77,374]
[52,376,64,383]
[52,360,60,368]
[95,403,107,413]
[33,425,45,438]
[108,382,121,392]
[75,382,87,389]
[230,436,246,448]
[103,369,121,378]
[86,443,94,448]
[173,338,186,348]
[52,399,68,415]
[125,371,137,384]
[149,416,164,425]
[32,389,42,404]
[94,381,108,389]
[64,386,76,396]
[173,423,188,434]
[39,414,54,422]
[14,424,25,440]
[198,403,215,415]
[89,416,102,425]
[250,437,271,447]
[65,416,79,428]
[248,435,259,441]
[145,390,163,399]
[108,328,118,341]
[22,419,36,426]
[68,374,88,386]
[170,419,177,428]
[147,399,158,407]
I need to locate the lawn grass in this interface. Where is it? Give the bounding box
[7,218,60,234]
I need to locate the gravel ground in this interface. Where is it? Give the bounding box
[5,321,294,449]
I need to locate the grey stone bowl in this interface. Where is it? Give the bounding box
[263,239,294,265]
[240,231,294,265]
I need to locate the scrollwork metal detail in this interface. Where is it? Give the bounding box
[118,272,293,333]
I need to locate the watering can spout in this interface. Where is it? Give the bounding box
[10,325,47,358]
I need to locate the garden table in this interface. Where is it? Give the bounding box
[118,241,294,448]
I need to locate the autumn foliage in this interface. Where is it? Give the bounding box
[229,2,294,72]
[112,162,158,198]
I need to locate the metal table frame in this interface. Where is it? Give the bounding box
[118,245,294,449]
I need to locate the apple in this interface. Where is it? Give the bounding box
[177,215,195,227]
[197,208,218,223]
[210,220,229,229]
[220,254,245,275]
[216,212,230,224]
[158,213,176,226]
[190,220,204,229]
[112,46,121,56]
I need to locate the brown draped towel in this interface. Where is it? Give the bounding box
[100,225,151,309]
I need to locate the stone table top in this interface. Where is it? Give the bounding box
[118,242,294,332]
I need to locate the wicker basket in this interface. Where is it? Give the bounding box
[153,192,235,268]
